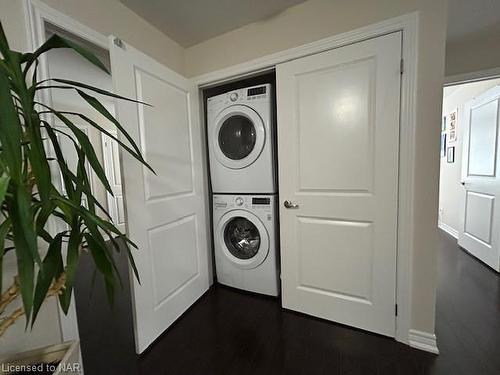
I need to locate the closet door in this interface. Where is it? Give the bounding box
[110,37,210,353]
[277,32,402,336]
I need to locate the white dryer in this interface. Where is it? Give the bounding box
[213,194,279,296]
[207,84,276,194]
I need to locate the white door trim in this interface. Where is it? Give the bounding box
[193,12,420,348]
[23,0,112,347]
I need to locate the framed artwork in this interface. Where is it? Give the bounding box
[441,133,446,158]
[447,146,455,163]
[448,109,458,143]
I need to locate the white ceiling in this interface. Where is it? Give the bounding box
[119,0,306,47]
[119,0,500,48]
[447,0,500,42]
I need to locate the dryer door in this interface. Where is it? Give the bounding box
[213,105,265,169]
[217,210,269,269]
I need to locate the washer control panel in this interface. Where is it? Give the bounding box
[213,195,274,212]
[229,92,239,102]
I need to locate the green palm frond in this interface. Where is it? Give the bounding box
[0,21,150,327]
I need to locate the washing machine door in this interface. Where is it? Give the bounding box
[217,210,269,269]
[213,105,265,169]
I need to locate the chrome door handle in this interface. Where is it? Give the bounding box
[284,200,299,209]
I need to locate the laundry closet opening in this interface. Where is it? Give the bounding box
[202,71,280,296]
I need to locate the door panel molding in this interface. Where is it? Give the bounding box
[110,38,210,353]
[278,32,401,337]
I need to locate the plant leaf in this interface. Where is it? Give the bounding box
[58,111,153,173]
[0,63,22,180]
[0,218,12,296]
[50,110,113,194]
[32,233,64,326]
[75,90,155,174]
[0,173,10,207]
[59,227,82,313]
[39,79,150,106]
[84,233,116,304]
[24,34,109,75]
[10,180,43,323]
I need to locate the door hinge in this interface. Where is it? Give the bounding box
[113,37,125,49]
[400,58,404,75]
[395,304,398,316]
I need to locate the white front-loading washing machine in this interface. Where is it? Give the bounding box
[207,84,276,194]
[213,194,279,296]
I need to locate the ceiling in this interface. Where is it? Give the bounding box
[447,0,500,43]
[119,0,306,47]
[119,0,500,48]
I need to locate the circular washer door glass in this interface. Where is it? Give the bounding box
[218,115,256,160]
[224,217,261,259]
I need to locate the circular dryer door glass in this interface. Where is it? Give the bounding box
[224,217,261,259]
[218,115,256,160]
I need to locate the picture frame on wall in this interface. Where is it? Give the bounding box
[448,109,458,143]
[447,146,455,163]
[441,132,446,158]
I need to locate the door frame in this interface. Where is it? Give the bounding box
[23,0,113,345]
[24,0,426,351]
[193,12,420,349]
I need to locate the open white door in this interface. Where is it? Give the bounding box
[109,37,210,352]
[277,32,402,336]
[458,85,500,272]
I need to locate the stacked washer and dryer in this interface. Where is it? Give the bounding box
[207,84,279,296]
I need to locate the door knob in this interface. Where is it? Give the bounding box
[284,200,299,209]
[460,181,466,186]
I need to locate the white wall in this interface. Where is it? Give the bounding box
[445,32,500,78]
[439,78,500,234]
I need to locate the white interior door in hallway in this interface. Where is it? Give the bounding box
[277,32,402,336]
[458,85,500,272]
[110,37,211,353]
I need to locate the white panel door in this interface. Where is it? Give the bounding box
[102,132,126,232]
[277,32,402,336]
[109,37,210,352]
[458,85,500,272]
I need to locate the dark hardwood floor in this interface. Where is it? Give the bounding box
[137,231,500,375]
[75,231,500,374]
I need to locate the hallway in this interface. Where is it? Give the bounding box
[434,230,500,374]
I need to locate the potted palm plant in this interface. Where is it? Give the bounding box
[0,21,150,373]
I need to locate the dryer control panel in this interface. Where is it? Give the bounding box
[207,84,272,109]
[213,195,274,212]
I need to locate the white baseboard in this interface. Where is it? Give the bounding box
[438,221,458,239]
[408,329,439,354]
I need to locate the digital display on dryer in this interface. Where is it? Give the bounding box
[252,197,270,205]
[247,86,266,96]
